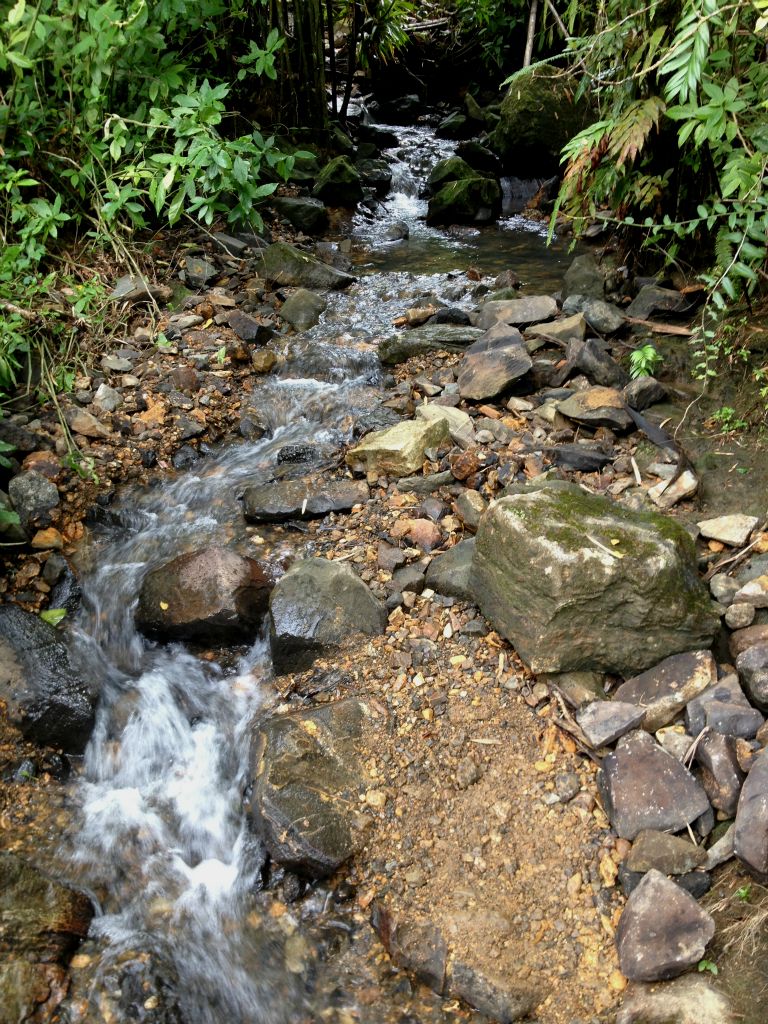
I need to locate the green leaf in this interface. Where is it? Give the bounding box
[40,608,67,626]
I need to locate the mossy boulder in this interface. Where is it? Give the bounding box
[426,156,481,195]
[471,483,718,675]
[426,176,502,226]
[490,68,593,176]
[312,155,364,206]
[258,242,356,290]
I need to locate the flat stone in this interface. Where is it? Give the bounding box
[616,869,715,981]
[686,673,765,738]
[425,539,476,602]
[626,830,707,874]
[540,670,607,708]
[269,558,386,673]
[258,242,356,290]
[626,285,693,320]
[242,478,369,522]
[378,325,483,365]
[734,575,768,608]
[248,699,377,876]
[109,274,173,303]
[346,418,450,478]
[475,295,558,330]
[557,387,632,431]
[183,256,218,288]
[734,747,768,879]
[698,514,758,547]
[66,408,111,439]
[695,731,745,816]
[414,403,474,448]
[599,730,711,840]
[616,973,733,1024]
[561,294,625,333]
[736,643,768,711]
[30,527,64,551]
[457,325,532,401]
[576,700,646,747]
[613,650,717,732]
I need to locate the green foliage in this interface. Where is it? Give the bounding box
[736,884,752,902]
[39,607,67,626]
[0,439,16,469]
[629,344,663,379]
[698,958,719,976]
[711,405,748,433]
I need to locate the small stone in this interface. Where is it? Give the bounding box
[623,376,667,411]
[554,771,580,802]
[616,973,734,1024]
[616,869,715,981]
[365,789,387,809]
[30,527,64,550]
[626,830,707,874]
[66,408,111,439]
[454,489,487,531]
[456,756,481,789]
[8,471,59,530]
[648,470,699,509]
[92,383,123,413]
[577,700,646,747]
[733,575,768,608]
[734,747,768,879]
[698,514,758,548]
[252,349,277,374]
[695,731,745,816]
[736,643,768,711]
[726,601,755,629]
[613,650,717,733]
[101,354,133,373]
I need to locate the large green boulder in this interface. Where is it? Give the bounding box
[490,68,592,176]
[426,176,502,226]
[426,156,479,195]
[312,155,364,206]
[471,483,718,675]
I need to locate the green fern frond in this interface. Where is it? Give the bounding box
[608,96,666,167]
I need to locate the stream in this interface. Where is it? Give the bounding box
[55,123,583,1023]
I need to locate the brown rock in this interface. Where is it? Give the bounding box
[30,527,65,551]
[252,349,278,374]
[21,451,61,480]
[66,408,111,439]
[730,624,768,659]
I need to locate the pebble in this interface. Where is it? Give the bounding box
[725,601,755,629]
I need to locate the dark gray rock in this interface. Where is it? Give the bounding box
[248,699,377,876]
[430,306,471,326]
[613,650,717,732]
[568,338,629,388]
[183,256,217,288]
[616,869,715,981]
[136,547,279,643]
[626,829,707,875]
[734,747,768,879]
[547,444,614,473]
[447,960,539,1023]
[258,242,356,290]
[426,156,477,195]
[269,558,386,673]
[624,375,667,410]
[242,478,368,522]
[312,156,364,206]
[626,285,694,320]
[736,643,768,711]
[457,325,532,401]
[279,289,327,331]
[356,158,393,197]
[472,483,717,675]
[686,673,765,739]
[8,471,59,530]
[0,605,96,753]
[576,700,646,747]
[557,386,632,431]
[383,221,409,241]
[562,254,605,300]
[618,864,711,900]
[455,140,502,175]
[695,731,745,817]
[378,324,483,365]
[227,309,275,343]
[390,565,426,595]
[272,197,329,235]
[561,294,625,333]
[372,903,448,992]
[425,539,476,602]
[599,730,711,840]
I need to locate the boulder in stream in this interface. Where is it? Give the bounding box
[426,176,502,225]
[471,482,718,675]
[242,477,369,522]
[311,155,364,206]
[257,242,356,290]
[136,546,280,643]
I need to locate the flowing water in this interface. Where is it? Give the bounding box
[56,122,579,1023]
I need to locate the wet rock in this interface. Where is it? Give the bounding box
[435,111,470,138]
[561,294,625,333]
[383,221,409,241]
[623,375,667,410]
[613,650,717,732]
[626,285,694,320]
[457,326,532,401]
[475,295,558,330]
[249,699,378,876]
[626,830,707,875]
[136,546,279,643]
[455,140,502,175]
[472,483,717,675]
[616,869,714,981]
[734,747,768,879]
[372,904,448,991]
[228,309,275,343]
[426,176,502,225]
[66,406,112,438]
[563,254,605,300]
[737,643,768,710]
[312,155,364,206]
[698,514,758,548]
[447,960,539,1023]
[258,242,356,290]
[379,324,483,364]
[269,558,385,673]
[576,700,646,748]
[242,478,368,522]
[616,974,733,1024]
[685,673,764,739]
[346,417,449,477]
[599,731,710,840]
[426,156,477,194]
[557,386,632,431]
[0,605,96,753]
[695,731,745,816]
[8,470,59,531]
[424,539,476,602]
[280,288,327,331]
[272,196,329,235]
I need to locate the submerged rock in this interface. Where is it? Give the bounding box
[242,478,369,522]
[471,483,717,675]
[0,605,96,753]
[136,546,279,643]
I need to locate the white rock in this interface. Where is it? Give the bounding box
[733,574,768,608]
[697,513,758,547]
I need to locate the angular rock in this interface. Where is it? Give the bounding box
[561,294,625,333]
[698,514,758,548]
[737,643,768,710]
[414,403,474,448]
[258,242,356,290]
[649,469,699,510]
[372,903,448,991]
[0,605,96,753]
[183,256,217,289]
[378,324,483,365]
[472,484,717,675]
[695,731,745,816]
[242,478,368,522]
[8,470,59,531]
[447,960,539,1023]
[613,650,717,732]
[311,155,364,206]
[567,338,629,388]
[228,310,274,344]
[616,869,715,981]
[109,274,173,303]
[269,558,386,673]
[541,670,607,707]
[279,289,327,331]
[599,730,711,840]
[733,575,768,608]
[626,830,707,875]
[563,254,605,300]
[426,176,502,225]
[454,490,487,531]
[686,673,764,739]
[626,285,694,320]
[248,699,377,876]
[346,417,450,478]
[576,700,646,747]
[547,443,614,473]
[425,539,476,602]
[525,312,586,349]
[616,974,733,1024]
[93,383,123,413]
[734,748,768,879]
[457,326,532,401]
[623,375,667,411]
[557,387,632,431]
[136,546,279,643]
[66,407,111,439]
[475,296,559,331]
[272,196,329,235]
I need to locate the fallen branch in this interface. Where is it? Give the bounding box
[624,316,693,336]
[0,300,39,322]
